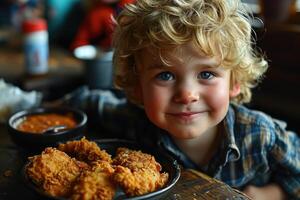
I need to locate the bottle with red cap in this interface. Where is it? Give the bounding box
[22,18,49,76]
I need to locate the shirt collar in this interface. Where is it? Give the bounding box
[222,104,241,163]
[158,131,200,169]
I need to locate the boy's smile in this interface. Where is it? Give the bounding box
[167,111,205,122]
[136,42,240,139]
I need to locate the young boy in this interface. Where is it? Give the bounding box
[64,0,299,199]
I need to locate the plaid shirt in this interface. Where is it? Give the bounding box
[64,87,300,199]
[160,103,300,199]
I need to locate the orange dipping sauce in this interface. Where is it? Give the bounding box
[17,113,77,134]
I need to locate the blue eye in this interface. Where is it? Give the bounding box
[198,71,214,80]
[156,72,174,81]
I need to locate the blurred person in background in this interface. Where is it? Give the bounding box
[70,0,135,51]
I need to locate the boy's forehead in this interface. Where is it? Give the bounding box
[137,43,221,67]
[136,47,165,67]
[138,48,161,60]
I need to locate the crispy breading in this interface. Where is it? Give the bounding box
[71,160,116,200]
[58,137,112,163]
[112,147,169,196]
[26,140,170,199]
[26,147,88,197]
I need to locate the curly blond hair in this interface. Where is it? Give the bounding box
[113,0,268,104]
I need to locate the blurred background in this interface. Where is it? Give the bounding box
[0,0,299,133]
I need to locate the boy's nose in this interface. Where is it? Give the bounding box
[173,88,200,104]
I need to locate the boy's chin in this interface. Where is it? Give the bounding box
[168,129,202,140]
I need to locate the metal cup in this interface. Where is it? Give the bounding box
[74,45,114,89]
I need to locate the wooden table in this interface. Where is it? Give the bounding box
[165,169,250,200]
[0,124,250,200]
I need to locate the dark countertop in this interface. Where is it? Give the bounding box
[0,125,37,199]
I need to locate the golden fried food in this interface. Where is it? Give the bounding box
[26,147,88,197]
[26,139,170,199]
[71,160,116,200]
[112,147,169,196]
[58,137,112,163]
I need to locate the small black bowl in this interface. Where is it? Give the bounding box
[8,106,87,149]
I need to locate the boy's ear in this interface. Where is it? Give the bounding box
[230,83,241,97]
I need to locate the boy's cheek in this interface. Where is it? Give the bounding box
[142,88,168,117]
[143,91,166,111]
[205,88,231,116]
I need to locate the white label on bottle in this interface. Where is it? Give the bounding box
[24,32,49,75]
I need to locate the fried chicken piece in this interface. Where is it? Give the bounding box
[112,147,169,196]
[26,147,88,197]
[71,160,116,200]
[58,137,112,164]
